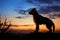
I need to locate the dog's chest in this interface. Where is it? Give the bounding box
[33,18,41,22]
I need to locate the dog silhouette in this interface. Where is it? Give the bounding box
[29,8,55,33]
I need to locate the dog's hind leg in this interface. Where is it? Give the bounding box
[48,28,52,33]
[46,25,52,33]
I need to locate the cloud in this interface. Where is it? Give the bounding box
[15,16,23,19]
[15,14,31,19]
[18,8,33,15]
[20,25,32,26]
[18,10,27,14]
[17,0,60,19]
[48,13,60,19]
[26,0,60,8]
[18,6,60,19]
[15,15,27,19]
[53,14,60,17]
[38,6,60,14]
[37,6,60,19]
[27,0,60,4]
[26,0,60,14]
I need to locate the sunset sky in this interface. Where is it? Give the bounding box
[0,0,60,33]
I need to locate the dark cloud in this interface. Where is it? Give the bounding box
[37,6,60,19]
[18,6,60,19]
[18,8,33,14]
[15,16,22,18]
[20,25,32,26]
[46,6,60,12]
[27,0,60,8]
[48,14,60,19]
[52,14,60,17]
[27,0,60,4]
[18,10,27,14]
[15,15,30,19]
[17,0,60,19]
[15,16,32,19]
[38,6,60,14]
[27,0,51,3]
[26,0,60,14]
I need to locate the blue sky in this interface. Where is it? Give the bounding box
[0,0,60,18]
[0,0,19,17]
[0,0,34,17]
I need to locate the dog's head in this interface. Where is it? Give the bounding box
[29,8,36,15]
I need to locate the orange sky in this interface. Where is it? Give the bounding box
[1,15,60,33]
[8,16,60,32]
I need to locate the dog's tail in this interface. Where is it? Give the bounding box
[52,23,55,33]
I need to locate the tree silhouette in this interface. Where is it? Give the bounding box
[0,16,11,34]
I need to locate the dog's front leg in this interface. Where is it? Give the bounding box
[35,24,39,33]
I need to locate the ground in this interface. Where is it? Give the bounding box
[0,32,60,40]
